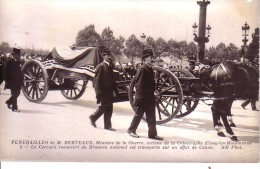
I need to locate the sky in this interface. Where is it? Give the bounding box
[0,0,259,51]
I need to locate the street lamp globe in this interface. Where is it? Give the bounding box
[206,24,211,37]
[192,22,198,34]
[140,33,146,44]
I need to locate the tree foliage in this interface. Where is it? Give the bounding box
[124,34,142,62]
[0,42,11,53]
[75,25,101,47]
[1,24,243,65]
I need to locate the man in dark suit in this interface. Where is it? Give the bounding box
[3,48,23,112]
[127,48,163,140]
[89,47,118,131]
[240,28,259,111]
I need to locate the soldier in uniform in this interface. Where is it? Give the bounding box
[89,47,118,131]
[241,28,259,111]
[242,27,259,68]
[3,48,23,112]
[185,60,196,75]
[127,48,163,140]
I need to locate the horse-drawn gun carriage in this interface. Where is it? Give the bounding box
[21,46,258,128]
[21,46,191,124]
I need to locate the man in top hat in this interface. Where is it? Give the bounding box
[127,48,163,140]
[3,47,23,112]
[89,47,118,131]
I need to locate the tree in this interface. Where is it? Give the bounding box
[75,25,101,47]
[154,37,167,57]
[146,36,156,50]
[187,41,198,56]
[111,36,125,60]
[0,42,11,53]
[124,34,142,63]
[101,27,115,48]
[226,43,239,61]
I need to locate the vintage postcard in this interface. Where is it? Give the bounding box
[0,0,259,165]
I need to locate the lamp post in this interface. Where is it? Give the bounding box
[242,22,250,47]
[192,0,211,62]
[140,33,146,63]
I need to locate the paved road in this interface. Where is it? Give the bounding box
[0,83,259,162]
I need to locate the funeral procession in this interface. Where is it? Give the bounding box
[0,0,259,163]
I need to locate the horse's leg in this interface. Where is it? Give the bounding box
[211,101,225,137]
[221,114,238,141]
[227,99,236,127]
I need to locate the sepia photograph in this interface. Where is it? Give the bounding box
[0,0,259,166]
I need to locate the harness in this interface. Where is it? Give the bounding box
[215,63,231,81]
[213,63,234,86]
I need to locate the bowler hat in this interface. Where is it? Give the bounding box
[12,47,21,55]
[99,46,111,56]
[102,48,111,56]
[142,48,153,59]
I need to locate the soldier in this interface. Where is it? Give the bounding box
[89,47,118,131]
[241,28,259,111]
[127,48,163,140]
[185,60,196,75]
[3,48,23,112]
[242,27,259,67]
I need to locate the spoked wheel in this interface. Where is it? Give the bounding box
[22,59,49,103]
[60,79,87,100]
[169,68,199,118]
[129,66,183,124]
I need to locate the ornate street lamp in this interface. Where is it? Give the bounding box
[192,0,211,62]
[140,33,146,63]
[192,22,198,34]
[206,24,211,37]
[140,33,146,46]
[242,22,250,47]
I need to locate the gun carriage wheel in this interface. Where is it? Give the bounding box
[60,79,88,100]
[21,59,49,103]
[169,68,199,118]
[128,66,183,124]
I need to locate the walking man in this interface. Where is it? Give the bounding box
[89,47,118,131]
[3,48,23,112]
[127,48,163,140]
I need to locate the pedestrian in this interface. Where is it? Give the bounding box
[127,48,163,140]
[3,48,23,112]
[241,99,257,111]
[241,28,259,110]
[0,54,5,86]
[89,47,118,131]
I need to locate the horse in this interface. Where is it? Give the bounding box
[203,61,258,141]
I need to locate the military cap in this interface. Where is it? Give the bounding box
[12,47,21,55]
[142,48,154,59]
[189,60,195,64]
